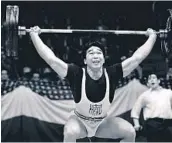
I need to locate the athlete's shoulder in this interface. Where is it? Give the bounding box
[105,63,123,77]
[66,63,83,78]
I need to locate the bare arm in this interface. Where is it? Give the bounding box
[131,93,146,130]
[132,118,143,131]
[122,28,157,77]
[133,118,140,126]
[29,26,68,78]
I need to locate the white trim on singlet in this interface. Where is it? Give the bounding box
[81,68,110,104]
[75,68,111,120]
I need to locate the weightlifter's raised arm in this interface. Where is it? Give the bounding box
[122,28,157,77]
[29,26,68,78]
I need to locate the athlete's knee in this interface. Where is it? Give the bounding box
[128,126,136,137]
[120,125,136,142]
[124,125,136,139]
[64,123,81,138]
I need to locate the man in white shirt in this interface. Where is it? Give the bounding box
[131,74,172,142]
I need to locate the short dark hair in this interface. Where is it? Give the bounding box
[83,41,105,58]
[147,73,160,80]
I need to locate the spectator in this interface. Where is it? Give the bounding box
[166,67,172,80]
[1,70,9,81]
[131,74,172,142]
[42,67,51,82]
[1,50,12,71]
[66,17,72,29]
[32,73,40,81]
[96,19,108,30]
[23,66,32,80]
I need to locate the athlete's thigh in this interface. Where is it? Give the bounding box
[64,115,87,139]
[95,116,134,139]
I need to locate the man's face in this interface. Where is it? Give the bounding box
[84,46,105,70]
[147,74,160,89]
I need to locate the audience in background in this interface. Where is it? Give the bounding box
[1,13,171,88]
[1,49,12,72]
[166,67,172,80]
[42,67,52,82]
[96,19,108,30]
[1,70,9,81]
[66,17,72,29]
[32,73,40,81]
[23,66,32,80]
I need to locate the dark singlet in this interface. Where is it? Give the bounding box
[66,63,123,103]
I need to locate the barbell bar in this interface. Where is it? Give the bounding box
[4,5,172,59]
[18,25,167,36]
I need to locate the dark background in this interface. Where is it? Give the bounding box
[1,1,172,77]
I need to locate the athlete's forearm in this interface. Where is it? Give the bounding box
[122,29,157,77]
[29,30,68,78]
[132,33,157,63]
[30,32,56,64]
[133,118,140,127]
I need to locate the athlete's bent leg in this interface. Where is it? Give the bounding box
[95,116,136,142]
[63,115,87,142]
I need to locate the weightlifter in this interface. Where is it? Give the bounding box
[29,26,157,142]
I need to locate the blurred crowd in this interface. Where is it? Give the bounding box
[1,63,172,101]
[1,2,172,94]
[1,13,172,90]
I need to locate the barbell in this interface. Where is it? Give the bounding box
[4,5,172,59]
[18,26,167,35]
